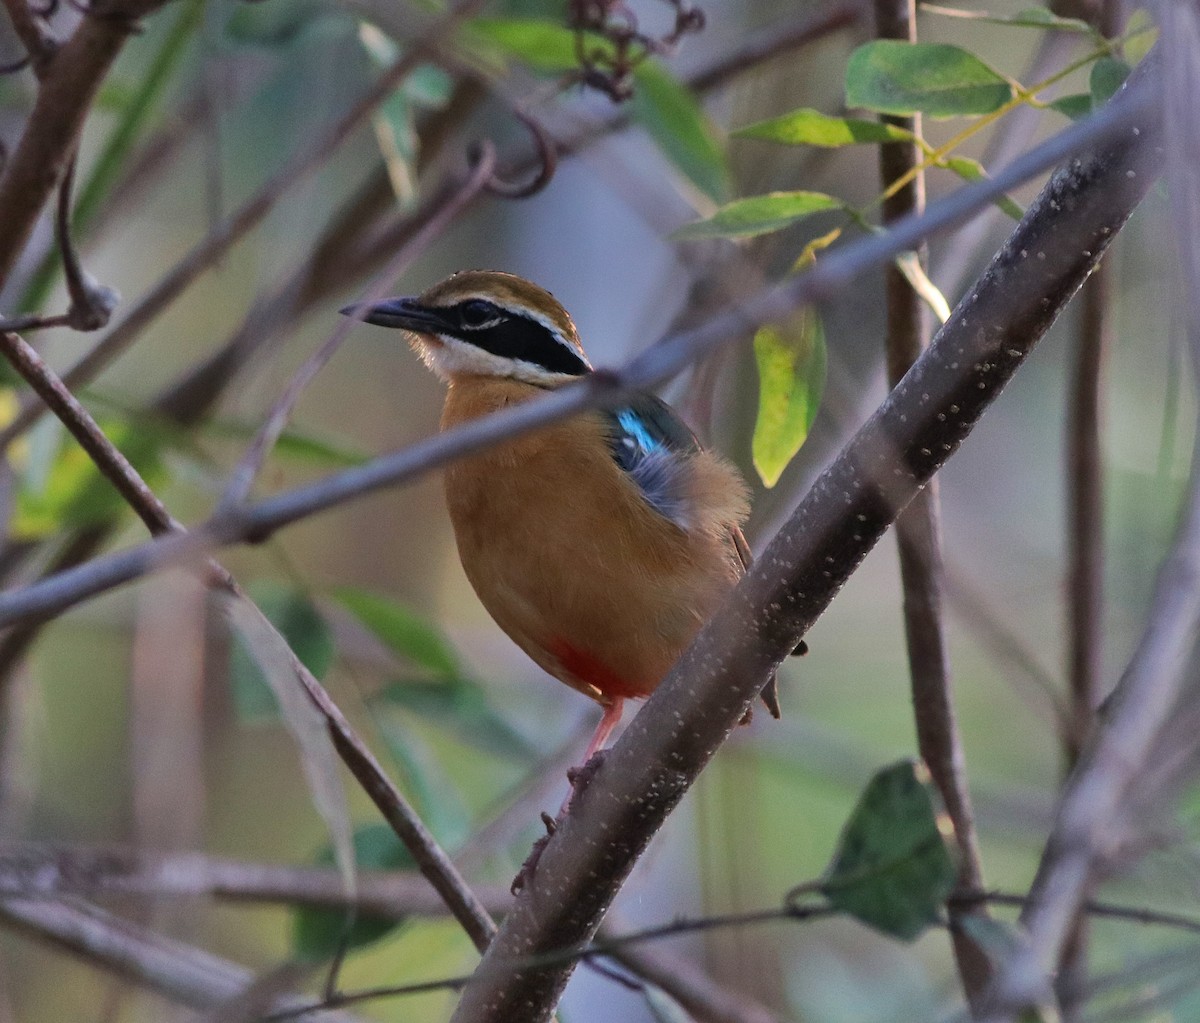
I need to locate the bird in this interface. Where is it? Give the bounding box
[343,270,793,786]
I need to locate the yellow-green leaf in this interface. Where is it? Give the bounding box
[894,252,952,324]
[736,107,916,147]
[752,309,827,487]
[943,155,1024,221]
[676,191,842,240]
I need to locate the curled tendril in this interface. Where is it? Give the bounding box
[483,110,557,199]
[567,0,706,102]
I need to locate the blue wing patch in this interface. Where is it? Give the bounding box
[604,394,701,529]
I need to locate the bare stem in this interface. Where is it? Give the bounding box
[873,0,989,1009]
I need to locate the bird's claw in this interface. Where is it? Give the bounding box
[511,812,557,895]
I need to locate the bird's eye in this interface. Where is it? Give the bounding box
[459,299,502,329]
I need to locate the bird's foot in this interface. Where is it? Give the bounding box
[510,812,557,895]
[566,747,609,800]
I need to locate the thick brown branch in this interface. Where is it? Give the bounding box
[448,60,1162,1023]
[0,87,1157,627]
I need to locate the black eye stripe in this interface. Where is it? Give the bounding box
[445,304,588,377]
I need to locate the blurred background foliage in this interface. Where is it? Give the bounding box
[0,0,1195,1018]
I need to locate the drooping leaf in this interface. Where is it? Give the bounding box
[381,677,535,761]
[223,592,354,895]
[846,41,1014,118]
[292,823,415,960]
[736,107,916,147]
[336,588,460,678]
[632,61,730,203]
[229,583,335,721]
[1090,56,1131,106]
[1049,93,1093,120]
[821,760,957,940]
[943,155,1024,221]
[676,191,843,240]
[920,2,1097,33]
[894,252,952,324]
[752,309,827,487]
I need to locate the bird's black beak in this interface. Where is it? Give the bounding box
[339,297,448,333]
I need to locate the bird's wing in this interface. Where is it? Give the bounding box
[602,393,702,530]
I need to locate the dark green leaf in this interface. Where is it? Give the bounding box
[735,107,916,147]
[336,588,460,678]
[1049,92,1093,120]
[1090,57,1131,106]
[225,0,337,47]
[752,309,827,487]
[292,823,414,960]
[821,760,957,940]
[377,716,471,846]
[846,41,1014,118]
[229,584,335,721]
[633,61,730,203]
[381,678,535,761]
[943,155,1024,220]
[676,191,842,240]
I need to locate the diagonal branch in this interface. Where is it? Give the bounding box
[447,57,1163,1023]
[0,895,367,1020]
[0,83,1158,629]
[0,331,498,954]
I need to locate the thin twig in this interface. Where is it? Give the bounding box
[0,0,483,450]
[218,145,498,511]
[873,0,989,1009]
[0,896,367,1020]
[0,842,513,916]
[0,85,1159,628]
[0,0,57,75]
[0,0,169,291]
[985,428,1200,1018]
[0,332,498,954]
[0,0,859,451]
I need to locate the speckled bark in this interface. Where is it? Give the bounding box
[449,56,1164,1023]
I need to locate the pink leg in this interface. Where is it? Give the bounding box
[581,697,624,763]
[560,698,624,817]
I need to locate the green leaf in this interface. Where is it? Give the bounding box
[943,155,1024,220]
[736,107,916,147]
[894,252,952,324]
[1048,92,1093,120]
[920,2,1097,33]
[11,419,164,540]
[676,191,843,240]
[381,678,535,761]
[292,823,414,960]
[821,760,957,940]
[1090,56,1131,106]
[469,17,614,73]
[846,41,1014,118]
[229,584,335,722]
[752,309,827,487]
[632,61,730,203]
[336,588,460,678]
[376,716,471,846]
